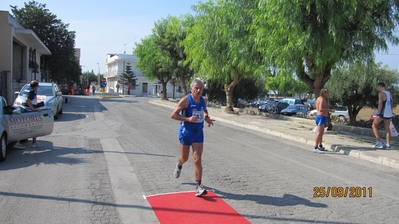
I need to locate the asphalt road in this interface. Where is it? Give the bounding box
[0,95,398,224]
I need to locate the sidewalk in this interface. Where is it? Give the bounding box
[149,99,399,169]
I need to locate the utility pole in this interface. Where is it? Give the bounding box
[122,60,125,95]
[97,63,101,94]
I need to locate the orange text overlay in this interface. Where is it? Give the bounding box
[313,187,373,198]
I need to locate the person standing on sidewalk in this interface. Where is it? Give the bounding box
[314,88,335,154]
[171,79,215,197]
[92,85,96,95]
[372,82,394,149]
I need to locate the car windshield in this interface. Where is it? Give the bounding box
[21,85,54,96]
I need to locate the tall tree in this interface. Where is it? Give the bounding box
[205,77,264,105]
[11,1,78,83]
[326,62,399,124]
[120,62,137,87]
[81,70,96,86]
[184,0,262,112]
[253,0,399,97]
[162,15,196,96]
[135,35,172,99]
[266,73,310,97]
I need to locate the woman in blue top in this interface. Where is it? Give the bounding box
[171,79,214,197]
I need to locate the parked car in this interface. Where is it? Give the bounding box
[74,87,86,95]
[370,110,396,121]
[258,100,278,113]
[275,98,302,114]
[60,85,72,95]
[278,98,303,106]
[331,106,349,119]
[0,96,54,162]
[235,99,247,108]
[249,99,270,108]
[266,101,279,113]
[14,82,64,120]
[258,103,268,112]
[281,104,308,116]
[275,102,290,114]
[309,106,349,119]
[303,100,316,111]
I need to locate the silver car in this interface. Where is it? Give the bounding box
[1,96,54,162]
[14,82,63,120]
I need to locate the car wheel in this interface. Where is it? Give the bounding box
[0,134,7,162]
[338,115,345,120]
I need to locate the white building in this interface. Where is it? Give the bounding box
[104,53,182,98]
[0,10,51,103]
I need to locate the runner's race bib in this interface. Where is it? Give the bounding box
[192,110,204,123]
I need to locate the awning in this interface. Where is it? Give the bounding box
[14,28,51,55]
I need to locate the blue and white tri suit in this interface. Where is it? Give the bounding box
[379,90,394,120]
[178,94,206,146]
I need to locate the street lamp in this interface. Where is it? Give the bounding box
[97,63,101,93]
[97,63,100,83]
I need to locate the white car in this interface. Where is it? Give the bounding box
[309,106,349,119]
[14,82,63,120]
[1,96,54,162]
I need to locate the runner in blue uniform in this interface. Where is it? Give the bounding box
[171,79,215,197]
[372,82,394,149]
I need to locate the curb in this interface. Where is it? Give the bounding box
[149,100,399,169]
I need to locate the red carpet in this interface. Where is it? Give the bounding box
[145,191,250,224]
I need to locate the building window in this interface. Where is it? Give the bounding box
[142,83,148,93]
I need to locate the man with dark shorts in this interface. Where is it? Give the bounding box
[171,79,215,197]
[14,80,43,149]
[314,88,334,154]
[372,82,394,149]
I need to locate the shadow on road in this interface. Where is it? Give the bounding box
[0,190,356,224]
[209,188,327,208]
[55,113,87,122]
[0,141,87,171]
[331,144,398,153]
[1,142,174,171]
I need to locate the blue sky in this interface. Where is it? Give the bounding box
[1,0,199,73]
[1,1,398,74]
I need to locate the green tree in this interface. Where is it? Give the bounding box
[162,15,196,96]
[205,78,263,105]
[120,62,137,88]
[11,1,79,83]
[253,0,399,97]
[184,0,262,112]
[135,35,172,99]
[81,70,96,86]
[266,73,311,97]
[326,62,399,124]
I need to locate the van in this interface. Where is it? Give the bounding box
[276,98,302,114]
[278,98,302,105]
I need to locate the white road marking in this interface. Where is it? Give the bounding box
[100,138,158,224]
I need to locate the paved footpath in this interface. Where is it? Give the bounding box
[149,99,399,170]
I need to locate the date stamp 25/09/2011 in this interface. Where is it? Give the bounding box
[313,187,373,198]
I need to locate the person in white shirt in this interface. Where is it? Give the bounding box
[372,82,394,149]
